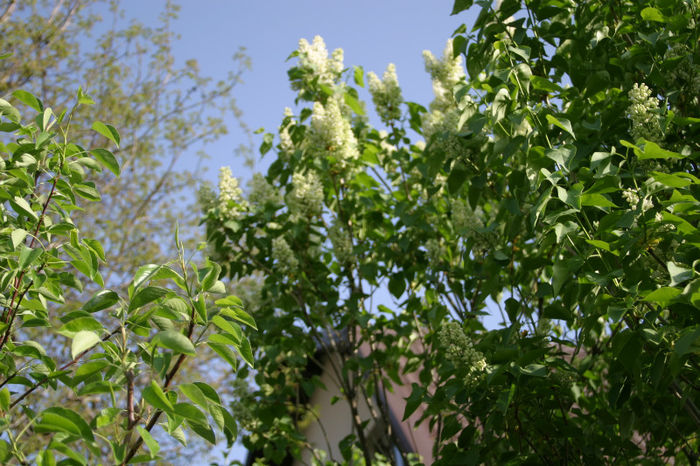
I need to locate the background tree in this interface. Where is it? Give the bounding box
[205,0,699,464]
[1,1,253,462]
[0,0,251,284]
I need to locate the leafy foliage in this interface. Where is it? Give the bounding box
[205,0,699,464]
[0,0,252,283]
[0,91,253,464]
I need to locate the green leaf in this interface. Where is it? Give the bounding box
[259,132,274,155]
[129,286,170,312]
[71,330,101,359]
[644,287,681,307]
[73,361,110,384]
[187,421,216,444]
[344,92,365,116]
[668,262,693,287]
[581,193,618,208]
[91,121,120,147]
[0,98,20,123]
[353,65,364,87]
[220,307,257,330]
[641,7,665,22]
[83,289,119,313]
[651,171,697,188]
[211,315,243,342]
[0,388,9,411]
[674,326,700,356]
[90,149,120,176]
[447,163,469,194]
[173,402,209,426]
[637,140,683,160]
[208,342,239,371]
[152,330,196,355]
[10,196,38,220]
[451,0,474,15]
[684,279,700,308]
[530,76,561,93]
[545,146,576,172]
[546,114,575,139]
[388,274,405,298]
[77,87,95,106]
[132,264,179,290]
[18,246,42,270]
[41,108,54,131]
[136,426,160,457]
[37,407,95,442]
[237,337,254,368]
[556,185,581,210]
[73,183,101,201]
[215,295,244,309]
[10,228,27,250]
[58,316,105,338]
[143,381,173,412]
[12,90,43,112]
[519,364,547,377]
[585,239,618,255]
[403,383,425,421]
[201,261,222,292]
[179,383,209,410]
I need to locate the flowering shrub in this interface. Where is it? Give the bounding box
[205,2,700,464]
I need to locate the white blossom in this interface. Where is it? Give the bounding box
[421,107,463,158]
[248,173,282,207]
[367,63,403,124]
[308,98,360,167]
[622,188,640,208]
[328,221,353,263]
[423,39,466,113]
[623,187,654,213]
[288,171,324,217]
[272,237,298,274]
[438,321,488,388]
[426,238,446,264]
[296,35,344,87]
[218,166,248,220]
[279,107,296,154]
[627,83,663,142]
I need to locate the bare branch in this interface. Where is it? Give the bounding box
[0,0,16,26]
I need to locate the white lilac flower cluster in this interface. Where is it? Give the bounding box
[218,166,248,220]
[425,238,446,264]
[279,107,296,154]
[248,173,282,207]
[438,321,488,388]
[287,171,324,217]
[297,36,344,87]
[423,39,466,113]
[367,63,403,124]
[328,221,353,264]
[622,188,653,212]
[627,83,663,142]
[308,98,360,168]
[272,237,298,274]
[421,39,472,160]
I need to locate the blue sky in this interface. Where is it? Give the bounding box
[122,0,476,183]
[112,1,480,462]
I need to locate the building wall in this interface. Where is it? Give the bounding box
[298,346,436,465]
